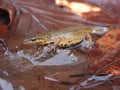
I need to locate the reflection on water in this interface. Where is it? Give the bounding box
[0,45,87,72]
[17,49,79,66]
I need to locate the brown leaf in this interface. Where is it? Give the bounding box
[88,29,120,75]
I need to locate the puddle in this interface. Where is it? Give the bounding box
[0,46,86,75]
[0,44,87,74]
[16,49,79,66]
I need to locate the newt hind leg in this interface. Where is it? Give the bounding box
[78,33,94,53]
[84,33,94,49]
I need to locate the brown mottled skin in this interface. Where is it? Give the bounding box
[23,26,109,52]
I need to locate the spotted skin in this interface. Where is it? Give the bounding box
[23,26,109,50]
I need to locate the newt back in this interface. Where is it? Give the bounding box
[23,26,109,48]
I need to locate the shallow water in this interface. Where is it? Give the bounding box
[16,49,79,66]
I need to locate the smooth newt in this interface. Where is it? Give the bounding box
[23,26,109,53]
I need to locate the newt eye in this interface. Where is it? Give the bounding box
[31,38,37,41]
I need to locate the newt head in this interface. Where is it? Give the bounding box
[92,27,109,36]
[23,37,37,45]
[23,35,49,45]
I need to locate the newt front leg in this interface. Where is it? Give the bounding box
[47,38,61,55]
[33,39,61,61]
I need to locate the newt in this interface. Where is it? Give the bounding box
[23,26,109,54]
